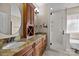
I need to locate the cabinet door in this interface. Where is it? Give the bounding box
[35,44,40,56]
[23,48,33,56]
[14,44,33,56]
[35,40,43,56]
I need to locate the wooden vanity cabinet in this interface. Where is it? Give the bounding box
[33,36,47,56]
[14,43,34,56]
[42,35,47,53]
[34,38,43,56]
[14,35,47,56]
[23,48,33,56]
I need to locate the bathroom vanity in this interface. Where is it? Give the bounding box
[0,34,47,56]
[14,34,47,56]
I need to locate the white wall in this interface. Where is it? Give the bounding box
[34,4,48,33]
[0,4,11,35]
[34,3,49,49]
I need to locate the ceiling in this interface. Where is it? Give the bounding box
[46,3,79,11]
[34,3,79,11]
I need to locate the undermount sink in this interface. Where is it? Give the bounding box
[2,42,25,49]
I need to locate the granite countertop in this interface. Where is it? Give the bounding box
[0,34,46,56]
[0,33,19,39]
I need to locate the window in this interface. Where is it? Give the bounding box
[67,14,79,33]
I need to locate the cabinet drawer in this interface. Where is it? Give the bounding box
[14,45,32,56]
[23,48,33,56]
[36,41,42,48]
[34,41,43,56]
[35,47,40,56]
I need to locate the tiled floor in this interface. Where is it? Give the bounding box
[43,49,69,56]
[43,48,79,56]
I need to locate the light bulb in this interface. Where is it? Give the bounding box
[50,8,53,10]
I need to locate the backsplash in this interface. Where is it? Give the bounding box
[0,36,19,49]
[0,38,9,48]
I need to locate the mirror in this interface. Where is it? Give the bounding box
[11,4,21,35]
[0,4,21,38]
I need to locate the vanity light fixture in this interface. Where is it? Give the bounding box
[50,8,54,15]
[50,8,53,10]
[34,8,39,14]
